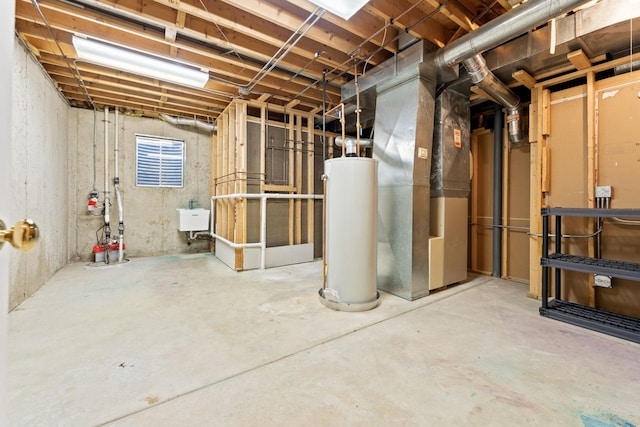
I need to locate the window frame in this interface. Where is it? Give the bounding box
[135,134,185,188]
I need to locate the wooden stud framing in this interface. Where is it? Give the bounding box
[567,49,592,70]
[586,71,597,307]
[295,115,303,245]
[512,70,536,90]
[288,112,295,246]
[528,88,550,298]
[306,116,315,244]
[212,99,319,269]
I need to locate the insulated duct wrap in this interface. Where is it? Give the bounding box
[431,88,470,198]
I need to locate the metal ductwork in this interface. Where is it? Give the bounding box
[462,54,526,145]
[338,0,600,300]
[160,113,217,133]
[435,0,594,70]
[436,0,592,146]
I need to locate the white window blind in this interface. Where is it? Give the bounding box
[136,135,184,188]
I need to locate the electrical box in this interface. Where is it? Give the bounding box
[594,274,612,288]
[595,186,612,198]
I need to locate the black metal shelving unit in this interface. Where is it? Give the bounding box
[540,207,640,343]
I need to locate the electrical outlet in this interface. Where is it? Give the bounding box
[595,185,612,198]
[594,274,612,288]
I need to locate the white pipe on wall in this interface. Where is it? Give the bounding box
[210,193,323,270]
[114,107,124,262]
[104,106,111,263]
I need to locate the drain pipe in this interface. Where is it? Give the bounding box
[492,105,503,278]
[160,113,217,133]
[104,106,111,264]
[462,54,526,145]
[114,107,124,263]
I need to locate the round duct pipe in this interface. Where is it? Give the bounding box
[160,113,217,133]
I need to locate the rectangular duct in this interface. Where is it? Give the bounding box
[431,89,470,199]
[374,72,436,300]
[343,41,471,300]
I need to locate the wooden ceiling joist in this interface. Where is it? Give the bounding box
[14,0,514,122]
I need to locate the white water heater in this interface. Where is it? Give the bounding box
[319,157,380,311]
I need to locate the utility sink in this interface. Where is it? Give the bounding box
[177,208,210,231]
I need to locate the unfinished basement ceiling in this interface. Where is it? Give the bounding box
[14,0,519,121]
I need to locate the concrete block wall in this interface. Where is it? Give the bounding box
[68,109,211,261]
[9,39,70,310]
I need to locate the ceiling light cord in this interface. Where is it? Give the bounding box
[30,0,96,110]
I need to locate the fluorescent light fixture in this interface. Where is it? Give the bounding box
[307,0,370,20]
[72,36,209,88]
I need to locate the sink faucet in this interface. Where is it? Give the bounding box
[188,198,196,209]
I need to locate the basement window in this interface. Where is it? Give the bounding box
[135,135,185,188]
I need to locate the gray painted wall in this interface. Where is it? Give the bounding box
[10,39,69,310]
[9,37,212,310]
[68,109,211,261]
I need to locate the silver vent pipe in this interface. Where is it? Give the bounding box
[160,113,217,133]
[436,0,591,145]
[435,0,593,70]
[462,54,526,145]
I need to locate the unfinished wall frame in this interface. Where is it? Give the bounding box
[528,55,640,318]
[211,99,324,271]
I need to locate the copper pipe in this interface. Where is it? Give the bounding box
[355,63,361,156]
[340,103,346,157]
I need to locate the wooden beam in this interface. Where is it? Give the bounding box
[512,70,536,90]
[288,112,295,245]
[286,99,301,109]
[175,10,186,29]
[15,2,341,101]
[258,93,272,102]
[216,0,388,66]
[567,49,592,70]
[365,1,450,48]
[535,53,640,88]
[284,0,398,54]
[295,115,303,245]
[470,85,498,103]
[306,115,315,244]
[586,71,596,307]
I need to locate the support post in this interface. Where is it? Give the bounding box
[492,105,503,278]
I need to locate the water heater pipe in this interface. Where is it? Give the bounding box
[355,64,361,156]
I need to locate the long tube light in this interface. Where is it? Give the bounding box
[307,0,370,20]
[72,36,209,88]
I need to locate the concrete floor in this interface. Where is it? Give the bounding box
[7,253,640,426]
